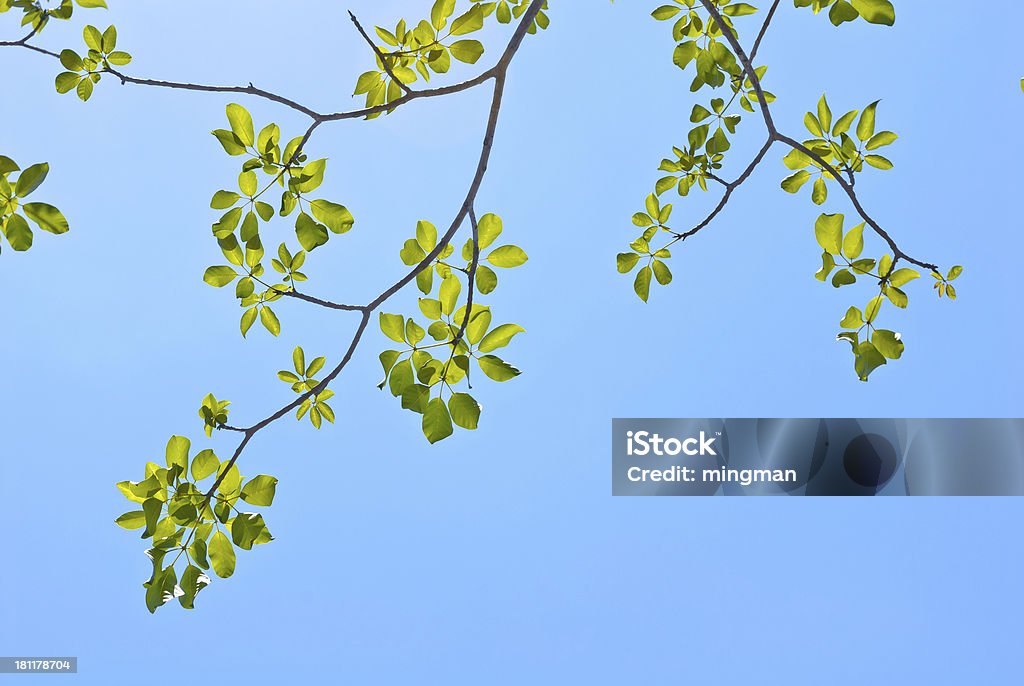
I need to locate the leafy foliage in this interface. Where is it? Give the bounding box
[0,155,69,255]
[354,0,549,115]
[115,436,277,612]
[620,0,961,381]
[203,103,355,338]
[55,23,131,101]
[378,213,527,443]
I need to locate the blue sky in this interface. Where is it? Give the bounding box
[1,1,1022,683]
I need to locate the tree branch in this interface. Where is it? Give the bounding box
[669,136,775,244]
[696,0,939,272]
[201,0,545,501]
[449,206,481,353]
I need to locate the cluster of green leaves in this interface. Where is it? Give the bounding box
[202,103,355,337]
[116,436,278,612]
[780,95,896,204]
[378,214,527,443]
[198,393,231,437]
[619,1,772,297]
[54,23,130,101]
[0,0,106,31]
[0,156,69,255]
[793,0,895,27]
[625,1,963,380]
[354,0,548,115]
[278,346,336,429]
[811,213,962,380]
[656,0,766,99]
[617,193,675,302]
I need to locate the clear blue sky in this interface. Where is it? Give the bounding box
[2,1,1022,682]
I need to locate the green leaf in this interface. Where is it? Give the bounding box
[857,101,879,141]
[872,329,904,359]
[652,5,682,20]
[839,306,864,329]
[652,259,672,285]
[310,200,354,234]
[888,268,920,288]
[76,77,94,102]
[815,252,836,282]
[115,511,146,530]
[781,170,811,193]
[226,103,254,147]
[380,313,406,343]
[866,131,898,150]
[832,109,859,136]
[211,190,240,209]
[450,39,484,64]
[3,214,33,251]
[439,275,461,316]
[142,498,162,538]
[831,269,856,288]
[260,306,281,336]
[240,308,258,337]
[828,0,859,25]
[865,295,884,323]
[634,265,652,302]
[854,341,887,381]
[295,212,329,251]
[422,398,454,444]
[722,2,758,15]
[811,177,828,205]
[14,162,48,197]
[885,286,909,308]
[208,531,236,579]
[55,72,79,94]
[22,203,69,235]
[165,435,189,473]
[449,393,481,430]
[203,266,236,287]
[842,222,865,260]
[240,475,278,507]
[865,154,893,170]
[475,265,498,294]
[479,324,525,353]
[450,5,484,35]
[817,95,833,133]
[487,245,528,268]
[299,160,328,192]
[107,51,132,66]
[617,252,640,273]
[416,220,438,251]
[477,355,521,382]
[783,148,812,170]
[814,213,844,254]
[212,129,246,156]
[59,49,84,72]
[851,0,896,25]
[431,0,456,29]
[191,449,219,481]
[477,213,502,248]
[947,265,963,281]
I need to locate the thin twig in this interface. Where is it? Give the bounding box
[348,10,413,95]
